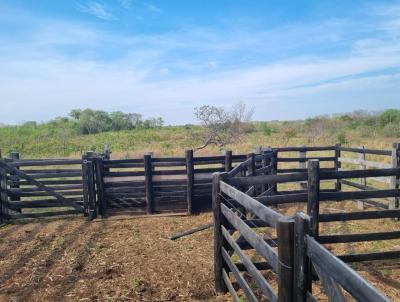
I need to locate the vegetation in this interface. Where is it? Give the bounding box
[0,108,399,158]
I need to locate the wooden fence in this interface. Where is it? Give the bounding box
[1,143,399,223]
[213,156,398,301]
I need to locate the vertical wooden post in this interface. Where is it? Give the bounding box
[247,153,255,176]
[307,160,320,238]
[277,217,295,302]
[144,154,154,214]
[0,168,8,224]
[213,172,228,293]
[271,150,278,195]
[87,159,97,220]
[358,146,366,209]
[82,153,89,217]
[224,150,232,172]
[261,149,271,193]
[390,143,400,210]
[9,152,21,213]
[299,145,307,189]
[334,144,341,192]
[94,156,107,218]
[186,149,194,215]
[293,213,311,302]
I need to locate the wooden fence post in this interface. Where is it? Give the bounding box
[225,150,232,172]
[9,152,21,213]
[261,148,271,193]
[186,149,194,214]
[390,143,400,210]
[94,156,106,218]
[293,213,311,302]
[82,154,89,217]
[144,154,154,214]
[0,168,8,224]
[299,145,307,189]
[277,217,295,302]
[307,160,320,238]
[213,172,228,293]
[334,144,341,192]
[87,159,97,220]
[358,146,366,209]
[271,150,278,195]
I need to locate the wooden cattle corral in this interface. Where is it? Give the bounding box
[0,144,399,301]
[213,143,400,301]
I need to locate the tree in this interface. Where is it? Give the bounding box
[193,101,254,151]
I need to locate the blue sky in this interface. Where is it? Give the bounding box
[0,1,399,124]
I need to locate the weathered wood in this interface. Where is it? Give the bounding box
[318,230,400,244]
[338,156,392,169]
[293,213,311,302]
[334,143,341,192]
[319,189,400,201]
[313,263,346,302]
[95,157,106,217]
[320,168,400,180]
[221,203,279,272]
[278,157,336,162]
[225,150,232,172]
[319,209,400,222]
[222,226,278,302]
[185,149,194,214]
[220,181,284,228]
[9,152,20,214]
[0,160,82,212]
[277,217,294,302]
[221,247,258,302]
[222,269,240,302]
[338,250,400,262]
[227,172,308,186]
[213,172,227,293]
[390,142,400,210]
[357,146,366,209]
[307,160,320,237]
[340,146,391,156]
[9,159,82,167]
[306,236,390,302]
[87,160,97,220]
[275,146,336,152]
[169,223,213,240]
[0,168,8,224]
[144,154,154,214]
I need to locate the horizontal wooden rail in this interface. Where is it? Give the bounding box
[306,236,390,302]
[340,146,392,156]
[319,209,400,222]
[318,230,400,244]
[339,157,391,169]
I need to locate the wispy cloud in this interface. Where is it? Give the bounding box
[77,1,117,20]
[119,0,133,9]
[145,3,162,13]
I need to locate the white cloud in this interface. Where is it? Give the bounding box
[145,3,162,13]
[77,1,117,20]
[119,0,133,9]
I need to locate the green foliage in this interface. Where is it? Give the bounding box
[259,121,274,136]
[337,132,348,145]
[379,109,400,127]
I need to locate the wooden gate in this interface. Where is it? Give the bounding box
[0,158,87,221]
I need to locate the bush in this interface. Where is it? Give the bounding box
[260,122,273,136]
[381,122,400,137]
[337,132,348,144]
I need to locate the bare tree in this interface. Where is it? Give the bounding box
[193,101,254,151]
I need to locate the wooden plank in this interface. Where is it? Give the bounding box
[318,230,400,244]
[340,146,391,156]
[220,181,283,228]
[0,160,83,212]
[213,172,227,293]
[9,159,82,167]
[225,150,232,172]
[338,251,400,262]
[275,146,335,152]
[338,157,391,169]
[390,142,400,210]
[320,168,400,180]
[227,173,308,186]
[8,209,81,219]
[278,157,336,162]
[222,226,278,302]
[186,149,194,214]
[313,263,346,302]
[277,217,294,302]
[222,269,240,302]
[144,154,154,214]
[319,209,400,221]
[307,160,320,237]
[293,213,311,302]
[221,203,279,272]
[319,189,400,201]
[221,248,258,302]
[306,236,390,302]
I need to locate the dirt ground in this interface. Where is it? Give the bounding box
[0,209,399,302]
[0,213,231,302]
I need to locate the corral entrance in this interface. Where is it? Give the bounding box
[0,158,85,221]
